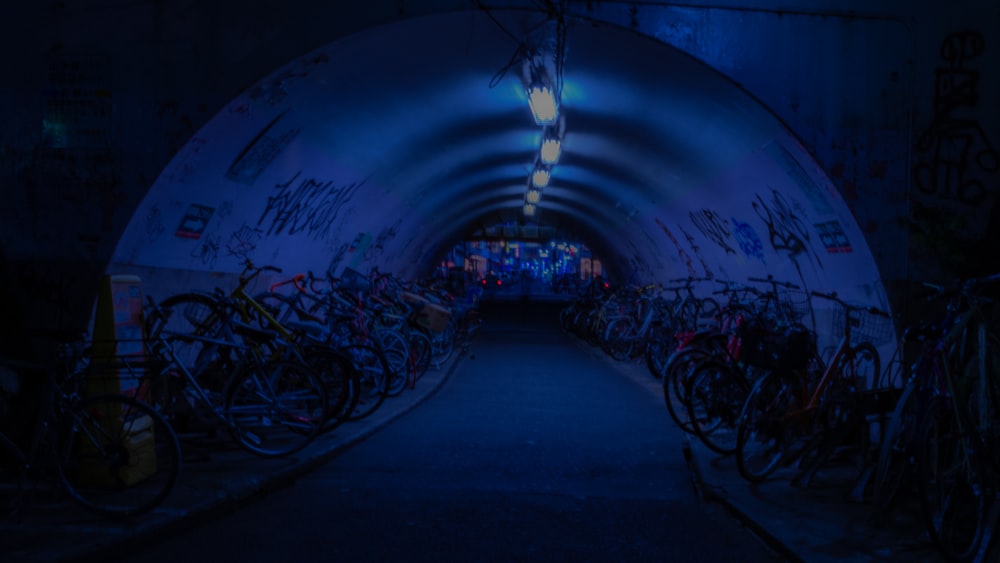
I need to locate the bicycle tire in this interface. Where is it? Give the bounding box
[148,292,229,340]
[870,377,920,514]
[428,323,456,369]
[58,394,181,519]
[302,345,358,433]
[736,370,797,482]
[914,396,989,561]
[661,347,710,434]
[339,343,390,421]
[686,360,750,455]
[224,359,327,457]
[604,317,636,361]
[643,324,673,378]
[370,328,409,396]
[407,328,433,385]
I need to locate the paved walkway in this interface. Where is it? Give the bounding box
[2,297,997,562]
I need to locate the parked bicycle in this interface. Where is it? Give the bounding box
[0,340,180,519]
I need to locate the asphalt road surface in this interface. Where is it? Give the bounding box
[124,300,784,562]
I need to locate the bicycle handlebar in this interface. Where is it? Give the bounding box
[269,273,307,293]
[810,290,890,318]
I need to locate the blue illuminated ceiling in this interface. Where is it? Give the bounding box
[112,7,885,317]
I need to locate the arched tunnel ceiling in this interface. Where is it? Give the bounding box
[111,8,893,350]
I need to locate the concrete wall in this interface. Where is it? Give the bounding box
[0,0,996,357]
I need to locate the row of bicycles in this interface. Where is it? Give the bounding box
[563,272,1000,561]
[0,260,482,522]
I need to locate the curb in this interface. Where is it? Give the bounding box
[65,352,467,563]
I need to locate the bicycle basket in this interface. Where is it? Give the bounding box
[834,306,895,346]
[738,323,815,372]
[781,290,813,324]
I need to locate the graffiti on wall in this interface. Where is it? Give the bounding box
[144,203,166,241]
[731,218,766,264]
[226,223,264,262]
[654,218,697,277]
[752,189,822,271]
[690,209,736,256]
[679,226,715,279]
[364,219,402,262]
[908,30,999,277]
[190,234,220,269]
[225,110,301,186]
[257,171,366,241]
[161,136,207,185]
[914,30,998,207]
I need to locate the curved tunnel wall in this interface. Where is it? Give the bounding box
[108,10,895,358]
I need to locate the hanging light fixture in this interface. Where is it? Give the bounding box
[523,203,537,216]
[522,57,558,125]
[526,189,541,204]
[531,165,551,188]
[540,129,561,165]
[539,114,566,166]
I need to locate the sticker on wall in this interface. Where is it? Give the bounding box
[814,220,852,254]
[175,204,215,239]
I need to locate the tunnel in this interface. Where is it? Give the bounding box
[105,8,895,359]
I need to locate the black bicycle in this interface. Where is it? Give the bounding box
[0,341,181,519]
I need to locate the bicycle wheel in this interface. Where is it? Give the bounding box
[407,328,432,385]
[736,370,798,482]
[686,360,749,455]
[302,345,357,433]
[372,328,410,396]
[643,324,673,378]
[148,292,229,340]
[428,322,456,369]
[871,378,920,514]
[58,394,181,518]
[662,347,710,434]
[914,396,990,561]
[604,317,636,361]
[224,359,327,457]
[338,343,390,421]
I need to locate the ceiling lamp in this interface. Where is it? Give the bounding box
[523,203,537,216]
[539,114,565,165]
[540,133,561,165]
[522,57,558,125]
[531,165,551,188]
[526,189,541,204]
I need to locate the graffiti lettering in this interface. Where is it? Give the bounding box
[654,218,697,277]
[914,30,998,205]
[752,190,822,269]
[690,209,736,255]
[226,223,263,262]
[257,172,365,241]
[680,226,714,279]
[144,203,165,241]
[190,235,220,269]
[365,219,402,262]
